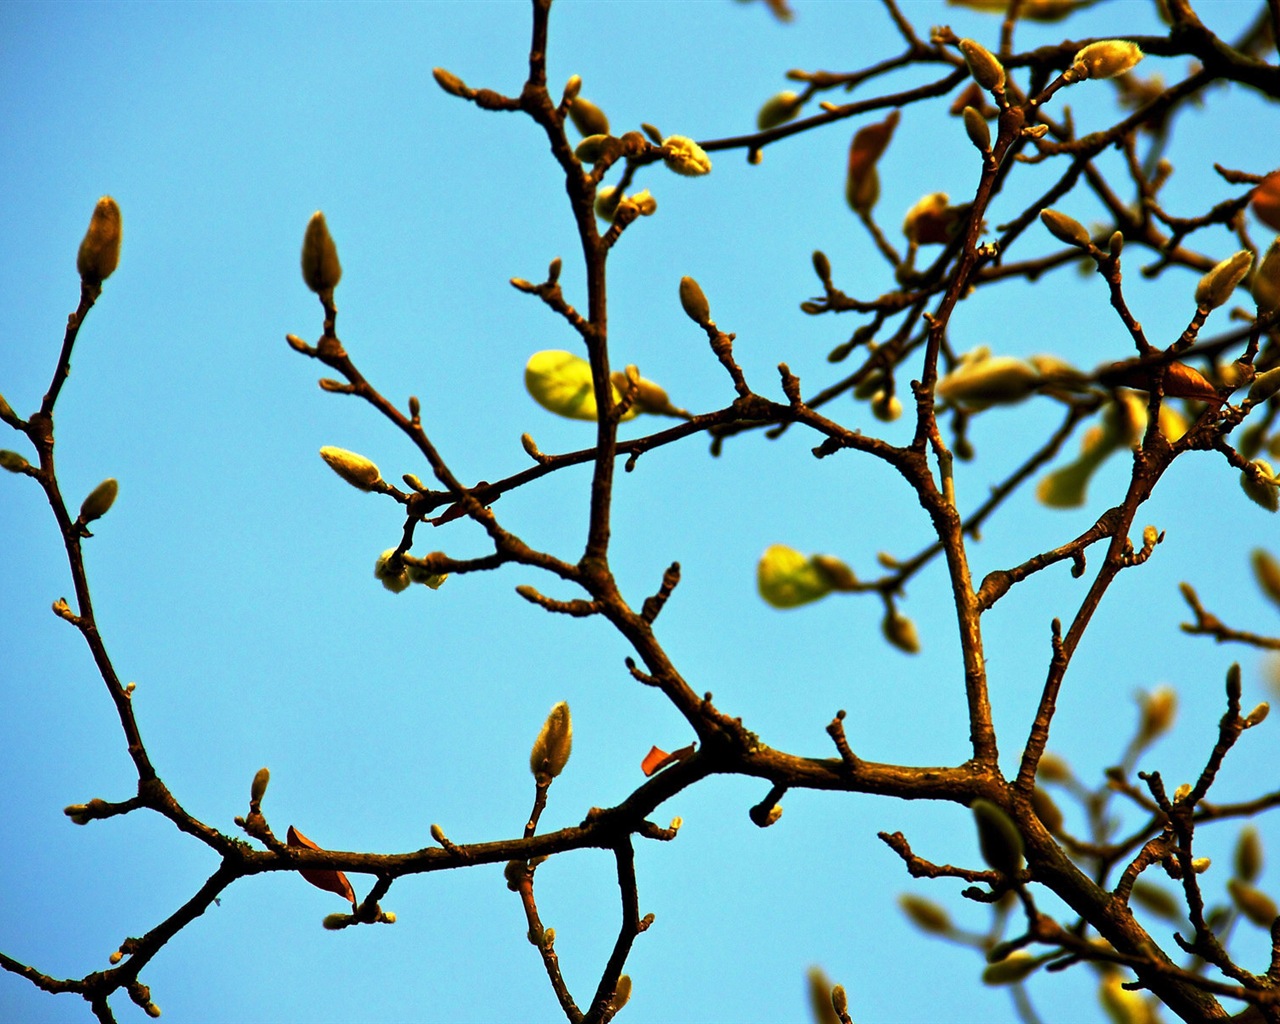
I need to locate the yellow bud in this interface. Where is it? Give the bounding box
[1040,208,1092,248]
[1252,549,1280,606]
[0,450,31,473]
[958,39,1006,92]
[611,975,632,1011]
[881,609,921,654]
[1072,40,1144,81]
[811,554,857,591]
[807,968,840,1024]
[972,798,1024,877]
[594,186,622,221]
[1253,238,1280,313]
[1138,686,1177,742]
[757,545,834,609]
[1099,973,1147,1024]
[567,96,610,137]
[574,134,612,164]
[1228,878,1278,926]
[432,67,467,97]
[79,478,119,523]
[871,390,903,422]
[962,106,991,152]
[1241,460,1279,513]
[109,950,124,964]
[301,212,342,293]
[1195,250,1254,311]
[319,446,382,491]
[406,563,448,589]
[936,356,1040,410]
[1244,702,1270,728]
[374,549,411,593]
[629,189,657,216]
[144,1003,161,1019]
[1235,826,1264,883]
[530,701,573,781]
[982,952,1039,986]
[323,913,351,930]
[1247,366,1280,407]
[831,985,848,1017]
[757,91,802,130]
[898,894,951,934]
[1036,752,1072,782]
[525,350,637,422]
[679,275,712,326]
[250,767,270,804]
[77,196,123,286]
[1192,856,1211,874]
[661,135,712,176]
[1130,881,1182,921]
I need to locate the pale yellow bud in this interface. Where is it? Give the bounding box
[1040,208,1092,248]
[679,275,711,326]
[756,91,802,130]
[567,96,610,137]
[898,894,951,934]
[881,609,921,654]
[1072,40,1144,81]
[319,446,382,491]
[77,197,123,286]
[1241,460,1279,512]
[594,186,622,221]
[611,975,632,1011]
[958,39,1006,92]
[871,390,903,422]
[1251,549,1280,605]
[936,356,1040,410]
[962,106,990,152]
[1099,973,1147,1024]
[661,135,712,176]
[1244,702,1270,728]
[1138,686,1177,742]
[530,701,573,781]
[1228,878,1278,926]
[574,134,611,163]
[1235,826,1264,882]
[1247,366,1280,407]
[301,212,342,293]
[374,549,411,593]
[432,67,467,97]
[79,478,119,523]
[1195,250,1254,311]
[982,952,1039,985]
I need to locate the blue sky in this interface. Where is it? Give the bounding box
[2,1,1278,1022]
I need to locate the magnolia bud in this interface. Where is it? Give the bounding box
[831,985,848,1016]
[898,894,951,934]
[0,450,30,473]
[661,135,712,176]
[319,446,381,491]
[1031,787,1063,833]
[1241,460,1279,513]
[1195,250,1254,311]
[250,767,270,804]
[962,106,991,152]
[982,952,1038,985]
[594,186,622,221]
[1234,826,1264,883]
[432,67,467,97]
[1072,40,1144,80]
[77,197,123,286]
[958,39,1006,92]
[1130,881,1182,921]
[1251,548,1280,605]
[1246,365,1280,407]
[1040,209,1092,248]
[323,913,351,930]
[1138,686,1177,742]
[1228,878,1278,926]
[567,96,610,137]
[1244,702,1270,728]
[611,975,632,1011]
[757,545,833,609]
[1036,752,1072,783]
[1253,238,1280,313]
[679,275,712,326]
[374,549,411,593]
[881,609,920,654]
[972,798,1024,877]
[574,134,611,164]
[80,479,118,523]
[812,250,831,281]
[871,390,903,421]
[936,356,1040,409]
[301,212,342,293]
[756,91,801,130]
[1098,973,1147,1024]
[530,701,573,781]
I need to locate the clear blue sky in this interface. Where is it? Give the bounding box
[2,2,1277,1022]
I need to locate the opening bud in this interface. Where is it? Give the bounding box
[1195,250,1253,311]
[374,549,411,593]
[530,701,573,781]
[319,446,382,491]
[661,135,712,176]
[301,212,342,294]
[1072,40,1144,80]
[77,196,123,286]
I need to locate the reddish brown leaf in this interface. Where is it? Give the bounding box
[287,825,356,904]
[1253,171,1280,233]
[1100,359,1219,402]
[640,743,696,777]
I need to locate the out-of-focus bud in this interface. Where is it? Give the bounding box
[1253,172,1280,233]
[937,355,1041,410]
[1248,366,1280,407]
[902,193,969,245]
[1244,702,1270,728]
[1099,972,1148,1024]
[870,390,902,422]
[319,446,382,491]
[1241,460,1279,513]
[80,478,119,523]
[1252,549,1280,605]
[1138,686,1177,742]
[807,968,840,1024]
[811,554,857,590]
[898,894,951,934]
[1235,826,1264,882]
[845,111,899,216]
[1040,209,1092,248]
[757,91,802,130]
[962,106,991,152]
[530,701,573,781]
[610,975,632,1011]
[757,545,834,608]
[1228,878,1279,926]
[1072,40,1144,80]
[661,135,712,176]
[77,197,123,286]
[1195,250,1254,311]
[374,549,411,593]
[0,450,31,473]
[1030,787,1063,833]
[1036,752,1072,783]
[1253,238,1280,313]
[323,913,352,930]
[432,67,468,97]
[406,563,448,589]
[881,609,921,654]
[628,189,658,216]
[574,134,612,164]
[250,767,270,804]
[1130,881,1182,921]
[1192,856,1211,873]
[594,186,622,221]
[567,96,610,137]
[679,275,712,327]
[982,952,1039,986]
[958,39,1006,92]
[972,798,1024,877]
[301,212,342,294]
[525,350,637,422]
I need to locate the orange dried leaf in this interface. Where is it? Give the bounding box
[640,746,670,776]
[287,825,356,904]
[1253,171,1280,233]
[845,111,900,214]
[1099,359,1219,402]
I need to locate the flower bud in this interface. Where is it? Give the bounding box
[757,545,833,608]
[0,450,30,473]
[250,767,270,804]
[1031,787,1063,833]
[323,913,352,930]
[1248,366,1280,406]
[80,478,118,523]
[374,549,411,593]
[1235,826,1264,883]
[982,952,1038,986]
[1040,209,1092,248]
[1241,460,1279,513]
[962,106,990,152]
[525,350,637,422]
[871,390,903,422]
[757,91,802,130]
[881,609,920,654]
[319,446,382,491]
[1195,250,1253,311]
[1192,857,1211,874]
[1228,878,1278,926]
[1244,702,1270,728]
[530,701,573,781]
[972,798,1024,877]
[1138,686,1177,742]
[1099,973,1147,1024]
[574,134,612,164]
[432,67,467,97]
[406,563,448,589]
[1253,238,1280,313]
[594,186,622,221]
[898,894,951,934]
[1251,548,1280,605]
[628,189,658,216]
[301,212,342,293]
[936,356,1040,410]
[959,39,1006,92]
[811,555,857,591]
[661,135,712,176]
[567,96,610,137]
[77,196,122,286]
[807,968,838,1024]
[1036,752,1072,782]
[812,250,831,281]
[679,275,712,326]
[1072,40,1144,80]
[562,75,582,103]
[611,975,632,1011]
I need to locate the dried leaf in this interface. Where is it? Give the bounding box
[287,825,356,904]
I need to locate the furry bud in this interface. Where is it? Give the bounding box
[77,197,122,285]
